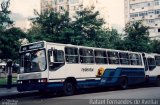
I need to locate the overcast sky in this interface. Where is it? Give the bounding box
[8,0,125,31]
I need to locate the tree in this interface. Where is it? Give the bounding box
[151,40,160,54]
[0,0,27,60]
[72,7,105,46]
[29,9,72,43]
[29,7,123,50]
[0,0,13,29]
[124,21,151,52]
[0,27,27,60]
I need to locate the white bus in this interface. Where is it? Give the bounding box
[142,53,160,86]
[17,41,147,95]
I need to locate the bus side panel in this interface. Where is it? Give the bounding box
[100,68,145,87]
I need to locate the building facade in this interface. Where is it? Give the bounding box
[124,0,160,39]
[41,0,110,28]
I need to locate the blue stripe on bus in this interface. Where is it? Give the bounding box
[100,68,145,86]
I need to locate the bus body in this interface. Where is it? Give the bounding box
[143,53,160,84]
[17,41,146,95]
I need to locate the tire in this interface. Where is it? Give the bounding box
[120,77,128,90]
[63,81,75,96]
[156,77,160,87]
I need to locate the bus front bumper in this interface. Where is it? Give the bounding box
[17,80,47,92]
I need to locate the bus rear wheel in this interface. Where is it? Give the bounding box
[63,81,75,96]
[120,77,128,89]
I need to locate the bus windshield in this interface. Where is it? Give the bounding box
[20,49,46,73]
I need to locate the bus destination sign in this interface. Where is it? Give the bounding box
[20,42,44,51]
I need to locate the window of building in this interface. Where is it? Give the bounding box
[79,48,94,63]
[154,0,160,6]
[59,6,64,11]
[119,52,130,65]
[52,0,57,5]
[69,0,79,4]
[65,47,79,63]
[59,0,64,3]
[148,10,154,14]
[107,51,119,64]
[95,50,107,64]
[155,9,160,14]
[155,56,160,66]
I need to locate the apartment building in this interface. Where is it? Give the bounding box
[124,0,160,39]
[41,0,110,28]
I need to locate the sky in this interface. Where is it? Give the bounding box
[6,0,125,31]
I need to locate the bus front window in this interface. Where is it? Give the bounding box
[20,50,46,73]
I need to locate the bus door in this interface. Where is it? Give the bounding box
[147,57,156,77]
[47,46,65,79]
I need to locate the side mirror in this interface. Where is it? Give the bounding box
[48,49,54,63]
[19,67,24,74]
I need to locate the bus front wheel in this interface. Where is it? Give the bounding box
[63,81,75,96]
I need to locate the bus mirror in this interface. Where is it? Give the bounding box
[20,67,24,73]
[48,50,54,63]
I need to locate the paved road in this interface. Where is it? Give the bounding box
[1,87,160,105]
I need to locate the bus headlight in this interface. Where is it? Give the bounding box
[18,81,22,84]
[38,78,48,83]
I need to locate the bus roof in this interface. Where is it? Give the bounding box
[21,41,159,55]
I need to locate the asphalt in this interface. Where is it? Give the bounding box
[1,87,160,105]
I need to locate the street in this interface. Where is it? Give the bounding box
[1,86,160,105]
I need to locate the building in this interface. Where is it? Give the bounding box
[41,0,110,28]
[124,0,160,40]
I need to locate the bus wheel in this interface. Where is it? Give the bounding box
[120,77,128,89]
[156,77,160,87]
[63,81,75,96]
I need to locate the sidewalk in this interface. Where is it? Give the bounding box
[0,87,19,97]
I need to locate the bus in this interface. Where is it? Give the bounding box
[142,53,160,86]
[17,41,150,95]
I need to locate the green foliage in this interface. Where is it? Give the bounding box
[0,0,13,28]
[123,21,151,52]
[29,9,71,43]
[151,40,160,54]
[0,0,27,60]
[72,7,105,46]
[0,27,27,60]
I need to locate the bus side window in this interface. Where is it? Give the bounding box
[119,52,130,65]
[147,58,156,71]
[79,48,94,64]
[129,53,142,65]
[65,47,79,63]
[48,49,65,71]
[95,50,108,64]
[107,51,119,64]
[155,56,160,66]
